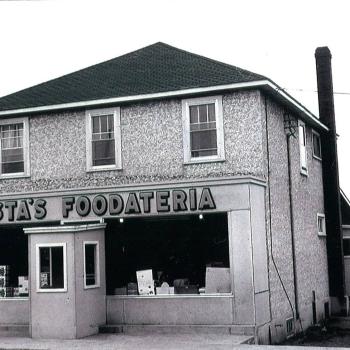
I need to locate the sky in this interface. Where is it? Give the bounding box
[0,0,349,193]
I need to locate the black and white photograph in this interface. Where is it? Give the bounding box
[0,0,349,349]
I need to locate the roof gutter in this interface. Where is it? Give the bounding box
[0,79,328,131]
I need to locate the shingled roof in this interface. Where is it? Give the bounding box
[0,42,266,112]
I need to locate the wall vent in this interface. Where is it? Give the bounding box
[286,318,294,336]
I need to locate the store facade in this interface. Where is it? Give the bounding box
[0,43,335,343]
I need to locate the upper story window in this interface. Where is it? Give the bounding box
[0,117,30,178]
[298,120,308,175]
[182,96,225,164]
[317,213,326,236]
[312,130,322,160]
[86,107,122,171]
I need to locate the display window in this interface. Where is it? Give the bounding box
[105,212,231,296]
[36,243,67,292]
[0,227,28,298]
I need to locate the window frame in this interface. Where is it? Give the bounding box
[86,107,122,172]
[312,130,322,161]
[298,120,308,176]
[83,241,100,289]
[36,242,67,293]
[317,213,326,237]
[0,117,30,178]
[182,96,225,164]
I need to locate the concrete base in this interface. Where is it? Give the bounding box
[100,324,255,336]
[0,324,29,337]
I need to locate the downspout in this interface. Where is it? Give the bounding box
[285,128,300,320]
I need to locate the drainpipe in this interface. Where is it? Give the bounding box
[286,132,299,320]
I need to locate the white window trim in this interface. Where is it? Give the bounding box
[0,117,30,178]
[83,241,100,289]
[86,107,122,172]
[298,120,308,176]
[36,242,67,293]
[312,129,322,161]
[317,213,326,237]
[182,95,225,164]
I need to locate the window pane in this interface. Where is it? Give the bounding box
[100,115,108,133]
[92,116,100,133]
[85,244,96,286]
[208,104,215,121]
[51,247,64,289]
[108,115,114,132]
[189,106,198,124]
[92,139,115,166]
[198,105,207,123]
[39,248,50,289]
[191,130,217,152]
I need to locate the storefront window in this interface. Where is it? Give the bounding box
[84,242,99,288]
[0,228,28,298]
[37,243,66,292]
[105,213,231,296]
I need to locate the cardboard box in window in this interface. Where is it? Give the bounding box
[156,282,175,295]
[127,282,138,295]
[18,276,29,296]
[114,287,127,295]
[205,267,231,294]
[136,269,155,296]
[0,265,10,277]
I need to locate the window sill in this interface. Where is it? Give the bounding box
[313,155,322,161]
[86,165,122,173]
[184,157,225,165]
[318,233,327,237]
[300,169,308,177]
[37,288,67,293]
[0,173,30,179]
[84,284,100,290]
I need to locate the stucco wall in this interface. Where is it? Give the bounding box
[263,95,329,342]
[0,90,265,194]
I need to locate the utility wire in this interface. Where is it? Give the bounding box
[284,88,350,96]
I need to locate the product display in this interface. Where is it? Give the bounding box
[0,265,10,277]
[136,269,155,295]
[18,276,29,296]
[0,287,13,298]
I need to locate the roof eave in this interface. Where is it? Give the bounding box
[0,80,328,131]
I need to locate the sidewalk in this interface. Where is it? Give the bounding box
[0,333,251,350]
[0,334,348,350]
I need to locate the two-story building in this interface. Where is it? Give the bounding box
[0,43,340,343]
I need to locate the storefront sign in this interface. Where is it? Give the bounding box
[0,187,216,223]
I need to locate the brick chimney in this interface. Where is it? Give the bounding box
[315,47,344,298]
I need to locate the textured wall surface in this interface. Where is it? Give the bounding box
[0,90,265,194]
[263,96,329,342]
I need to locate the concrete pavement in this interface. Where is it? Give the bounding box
[0,334,349,350]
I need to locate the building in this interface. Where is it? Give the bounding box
[0,43,341,343]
